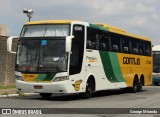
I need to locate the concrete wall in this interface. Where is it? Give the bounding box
[0,36,18,86]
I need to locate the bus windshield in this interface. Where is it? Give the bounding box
[153,51,160,73]
[16,37,67,73]
[21,24,70,37]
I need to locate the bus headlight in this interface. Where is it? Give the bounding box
[15,75,24,81]
[53,76,68,82]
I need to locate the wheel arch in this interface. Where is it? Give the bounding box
[86,75,96,91]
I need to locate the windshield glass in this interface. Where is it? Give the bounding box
[153,51,160,73]
[16,37,67,72]
[21,24,70,37]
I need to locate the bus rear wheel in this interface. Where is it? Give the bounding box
[131,79,139,93]
[39,93,52,99]
[137,79,143,92]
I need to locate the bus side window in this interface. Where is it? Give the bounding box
[87,27,100,50]
[87,40,92,48]
[145,41,151,56]
[131,38,139,54]
[122,38,130,54]
[138,41,145,55]
[87,27,95,49]
[99,32,110,51]
[100,43,107,50]
[109,32,121,52]
[86,39,96,49]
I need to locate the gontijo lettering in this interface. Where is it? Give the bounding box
[123,57,140,65]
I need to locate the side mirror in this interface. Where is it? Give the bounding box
[66,36,74,53]
[7,36,18,54]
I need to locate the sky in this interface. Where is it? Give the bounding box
[0,0,159,45]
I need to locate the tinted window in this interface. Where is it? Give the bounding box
[131,38,139,54]
[99,32,110,51]
[69,25,85,75]
[87,27,110,51]
[122,37,131,54]
[87,27,101,50]
[109,32,121,52]
[145,41,151,56]
[86,26,151,56]
[138,41,145,55]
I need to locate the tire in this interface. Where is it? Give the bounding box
[39,93,52,99]
[131,79,138,93]
[137,80,143,92]
[81,79,94,99]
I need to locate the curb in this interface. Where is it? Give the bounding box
[0,93,38,98]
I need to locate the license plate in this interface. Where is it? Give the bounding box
[34,85,43,89]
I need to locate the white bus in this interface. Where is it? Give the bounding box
[152,45,160,85]
[7,20,152,99]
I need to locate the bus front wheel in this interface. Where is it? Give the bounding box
[39,93,52,99]
[81,79,94,99]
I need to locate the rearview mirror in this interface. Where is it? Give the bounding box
[7,36,18,54]
[66,36,74,53]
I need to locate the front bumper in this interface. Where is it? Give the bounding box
[16,80,75,94]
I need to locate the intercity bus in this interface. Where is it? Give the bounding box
[152,45,160,85]
[7,20,152,98]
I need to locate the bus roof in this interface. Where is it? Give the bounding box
[25,20,150,41]
[96,23,150,41]
[25,20,75,25]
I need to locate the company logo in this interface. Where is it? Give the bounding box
[1,109,42,114]
[86,56,98,62]
[74,26,82,31]
[123,57,140,65]
[72,80,83,91]
[2,109,11,114]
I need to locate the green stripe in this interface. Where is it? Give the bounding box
[89,23,108,31]
[36,73,57,81]
[99,51,125,82]
[108,53,125,82]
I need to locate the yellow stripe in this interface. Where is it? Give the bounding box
[25,20,75,25]
[96,23,150,41]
